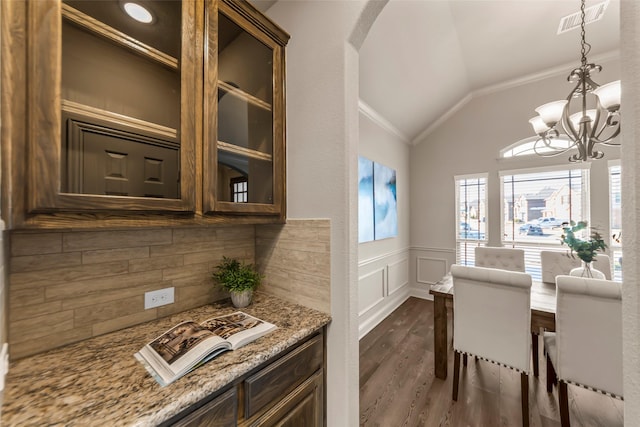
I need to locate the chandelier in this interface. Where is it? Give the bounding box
[528,0,620,162]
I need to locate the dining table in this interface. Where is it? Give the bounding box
[429,274,557,380]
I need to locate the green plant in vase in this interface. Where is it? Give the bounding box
[561,221,607,278]
[212,256,263,308]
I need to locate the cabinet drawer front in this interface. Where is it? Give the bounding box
[244,334,323,418]
[171,387,237,427]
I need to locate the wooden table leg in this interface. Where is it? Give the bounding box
[434,294,448,379]
[532,331,539,377]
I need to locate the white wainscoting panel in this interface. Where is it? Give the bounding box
[358,268,386,316]
[358,249,411,339]
[388,258,409,295]
[416,256,448,284]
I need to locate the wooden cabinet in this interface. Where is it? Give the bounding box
[204,1,287,216]
[0,0,288,229]
[164,331,325,427]
[172,388,238,427]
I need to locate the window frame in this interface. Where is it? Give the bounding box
[609,159,622,281]
[454,173,488,266]
[499,164,591,280]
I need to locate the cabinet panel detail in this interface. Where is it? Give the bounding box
[170,387,237,427]
[245,370,324,427]
[244,334,323,419]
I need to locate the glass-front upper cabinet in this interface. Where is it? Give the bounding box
[27,0,197,216]
[204,0,289,216]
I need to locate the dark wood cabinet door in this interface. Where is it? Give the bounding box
[171,388,237,427]
[246,370,324,427]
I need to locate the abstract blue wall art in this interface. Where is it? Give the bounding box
[373,161,398,240]
[358,156,375,243]
[358,156,398,242]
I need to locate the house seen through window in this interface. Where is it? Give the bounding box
[500,166,589,280]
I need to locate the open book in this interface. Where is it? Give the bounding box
[135,311,276,386]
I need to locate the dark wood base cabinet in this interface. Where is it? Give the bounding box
[165,330,325,427]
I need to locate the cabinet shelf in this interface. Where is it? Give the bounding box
[62,99,178,141]
[218,81,272,112]
[62,3,179,70]
[218,140,273,161]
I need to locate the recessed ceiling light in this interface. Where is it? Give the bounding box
[123,2,154,24]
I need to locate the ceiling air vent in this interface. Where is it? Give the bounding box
[557,0,609,34]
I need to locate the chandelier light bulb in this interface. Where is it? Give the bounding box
[529,116,550,135]
[535,100,568,128]
[593,80,621,111]
[569,109,597,129]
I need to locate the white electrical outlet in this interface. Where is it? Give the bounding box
[0,343,8,392]
[144,287,175,309]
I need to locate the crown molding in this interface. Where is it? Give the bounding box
[412,49,620,145]
[358,99,411,145]
[411,93,472,145]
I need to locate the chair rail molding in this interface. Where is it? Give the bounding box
[358,246,410,268]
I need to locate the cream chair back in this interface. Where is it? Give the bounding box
[475,247,526,272]
[451,264,532,372]
[593,253,613,280]
[541,251,612,283]
[540,251,580,284]
[555,275,622,397]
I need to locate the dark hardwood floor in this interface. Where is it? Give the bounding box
[359,297,624,427]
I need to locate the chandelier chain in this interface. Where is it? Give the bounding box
[580,0,589,67]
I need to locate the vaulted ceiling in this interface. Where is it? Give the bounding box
[358,0,620,144]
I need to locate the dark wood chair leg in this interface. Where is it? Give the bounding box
[532,332,539,377]
[521,372,529,427]
[559,381,570,427]
[463,353,468,367]
[546,354,556,392]
[453,351,461,401]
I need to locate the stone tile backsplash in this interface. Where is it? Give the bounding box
[8,225,254,359]
[6,219,331,360]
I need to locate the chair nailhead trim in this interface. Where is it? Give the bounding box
[455,350,527,374]
[561,380,623,400]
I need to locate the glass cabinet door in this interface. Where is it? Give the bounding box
[27,0,197,214]
[204,0,288,216]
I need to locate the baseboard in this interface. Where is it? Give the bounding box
[410,285,433,301]
[358,289,410,340]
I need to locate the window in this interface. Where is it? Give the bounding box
[501,166,590,280]
[231,177,248,203]
[500,136,573,158]
[609,162,622,281]
[455,174,487,266]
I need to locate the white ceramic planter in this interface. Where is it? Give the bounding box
[230,289,253,308]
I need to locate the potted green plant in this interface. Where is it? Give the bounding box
[212,257,263,308]
[561,220,607,278]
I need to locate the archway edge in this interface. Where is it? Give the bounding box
[349,0,389,51]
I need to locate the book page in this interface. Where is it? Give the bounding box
[200,312,277,350]
[140,320,229,383]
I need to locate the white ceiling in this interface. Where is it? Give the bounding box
[358,0,620,143]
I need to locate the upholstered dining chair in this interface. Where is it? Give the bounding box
[544,275,623,427]
[475,246,526,272]
[540,251,612,283]
[451,264,532,427]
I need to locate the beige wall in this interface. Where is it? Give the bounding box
[358,110,412,337]
[8,225,254,359]
[620,1,640,421]
[409,57,621,290]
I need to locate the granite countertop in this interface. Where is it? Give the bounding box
[0,293,331,426]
